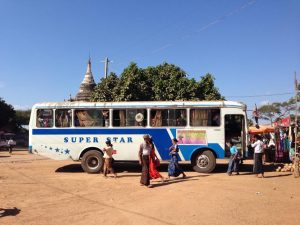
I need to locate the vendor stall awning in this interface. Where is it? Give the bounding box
[249,125,275,134]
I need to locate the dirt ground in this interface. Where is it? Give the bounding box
[1,149,299,225]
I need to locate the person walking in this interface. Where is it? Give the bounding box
[168,138,186,179]
[227,141,240,175]
[149,138,165,182]
[251,134,265,178]
[103,140,117,178]
[138,134,152,187]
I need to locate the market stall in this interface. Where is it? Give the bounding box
[248,125,275,161]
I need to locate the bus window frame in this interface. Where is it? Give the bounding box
[112,108,148,127]
[36,108,54,128]
[150,108,188,128]
[189,107,221,127]
[73,108,110,128]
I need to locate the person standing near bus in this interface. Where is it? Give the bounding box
[103,140,117,178]
[8,138,14,154]
[168,138,186,179]
[227,141,240,175]
[251,135,265,178]
[138,134,152,187]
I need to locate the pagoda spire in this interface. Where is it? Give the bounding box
[75,57,96,102]
[86,56,92,74]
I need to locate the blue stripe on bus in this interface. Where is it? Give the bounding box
[32,128,174,160]
[32,128,224,160]
[179,144,225,159]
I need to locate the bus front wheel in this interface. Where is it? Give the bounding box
[81,150,103,173]
[192,150,216,173]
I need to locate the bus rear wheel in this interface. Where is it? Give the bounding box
[81,150,103,173]
[192,150,216,173]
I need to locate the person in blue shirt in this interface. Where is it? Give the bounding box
[168,138,186,179]
[227,140,240,176]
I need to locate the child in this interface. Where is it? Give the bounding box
[103,140,117,178]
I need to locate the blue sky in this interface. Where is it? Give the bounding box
[0,0,299,112]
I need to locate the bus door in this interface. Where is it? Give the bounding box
[224,114,245,157]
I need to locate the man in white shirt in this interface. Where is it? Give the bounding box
[8,138,14,154]
[251,135,265,177]
[138,134,152,187]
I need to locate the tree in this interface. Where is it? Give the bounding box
[15,110,31,127]
[258,103,281,124]
[0,97,17,131]
[116,62,152,101]
[91,62,224,102]
[257,94,300,125]
[147,63,195,101]
[197,73,225,100]
[91,72,119,102]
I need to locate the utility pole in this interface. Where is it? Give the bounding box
[101,57,111,79]
[294,71,299,177]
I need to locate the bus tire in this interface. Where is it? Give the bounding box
[81,150,103,173]
[192,150,216,173]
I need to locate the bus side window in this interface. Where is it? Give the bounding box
[113,110,126,127]
[113,109,147,127]
[151,109,186,127]
[190,108,220,127]
[74,109,102,127]
[36,109,53,128]
[55,109,72,127]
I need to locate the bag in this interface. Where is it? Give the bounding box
[233,152,241,160]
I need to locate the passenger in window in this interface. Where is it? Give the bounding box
[102,110,109,127]
[37,111,44,127]
[176,112,186,126]
[38,117,44,127]
[59,111,65,127]
[44,118,49,127]
[135,112,145,127]
[55,113,61,127]
[211,113,220,126]
[151,110,162,127]
[65,110,71,126]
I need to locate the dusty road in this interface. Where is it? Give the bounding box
[1,149,299,225]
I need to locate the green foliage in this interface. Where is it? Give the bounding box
[15,110,31,126]
[116,62,152,101]
[0,97,17,131]
[91,72,119,102]
[256,93,300,125]
[197,73,225,100]
[91,62,224,102]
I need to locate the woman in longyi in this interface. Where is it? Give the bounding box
[149,138,165,182]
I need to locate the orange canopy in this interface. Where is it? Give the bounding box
[249,125,275,134]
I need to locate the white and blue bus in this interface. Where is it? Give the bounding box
[29,101,248,173]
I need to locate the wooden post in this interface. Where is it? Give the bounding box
[294,71,299,178]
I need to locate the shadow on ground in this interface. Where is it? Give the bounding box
[55,161,281,176]
[0,207,21,218]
